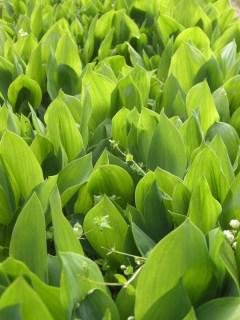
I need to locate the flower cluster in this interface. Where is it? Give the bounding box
[223,219,240,250]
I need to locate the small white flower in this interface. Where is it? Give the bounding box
[229,219,240,229]
[93,215,111,230]
[224,230,235,243]
[18,29,28,37]
[120,264,126,270]
[73,222,83,239]
[232,241,238,250]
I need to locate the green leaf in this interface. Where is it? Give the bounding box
[168,42,205,92]
[147,112,187,177]
[224,75,240,114]
[8,75,42,112]
[135,171,155,214]
[180,112,203,160]
[82,68,115,130]
[197,298,240,320]
[220,174,240,228]
[0,305,21,320]
[0,258,66,320]
[186,81,219,134]
[112,108,130,149]
[111,66,150,114]
[88,164,134,205]
[0,277,54,320]
[142,281,192,320]
[0,131,43,200]
[188,177,222,233]
[55,32,82,76]
[26,43,45,90]
[174,27,210,56]
[60,252,108,318]
[49,187,84,255]
[116,283,135,320]
[135,220,214,318]
[209,135,234,185]
[184,146,229,203]
[9,193,48,281]
[207,122,239,164]
[57,154,93,206]
[75,289,120,320]
[213,87,230,122]
[44,97,83,162]
[83,196,128,264]
[131,222,155,256]
[143,181,172,241]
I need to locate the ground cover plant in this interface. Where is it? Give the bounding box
[1,0,240,319]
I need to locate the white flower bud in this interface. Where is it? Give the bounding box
[223,230,235,243]
[232,241,238,250]
[229,219,240,229]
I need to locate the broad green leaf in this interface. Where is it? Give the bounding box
[0,277,54,320]
[209,135,234,184]
[183,308,197,320]
[82,69,115,130]
[111,66,150,114]
[47,53,81,98]
[112,108,130,149]
[207,122,239,164]
[219,40,238,80]
[184,146,229,203]
[141,281,192,320]
[0,305,21,320]
[135,220,214,319]
[186,81,219,134]
[188,177,222,233]
[60,252,108,318]
[83,196,128,264]
[136,108,159,164]
[55,32,82,76]
[224,75,240,114]
[155,166,184,197]
[172,182,191,215]
[74,183,93,214]
[135,171,155,214]
[57,154,93,206]
[168,42,205,92]
[197,298,240,320]
[0,131,43,200]
[157,14,183,46]
[161,74,186,119]
[131,222,155,257]
[0,258,65,320]
[0,57,14,99]
[26,44,45,90]
[88,164,134,205]
[220,174,240,228]
[147,112,187,177]
[75,289,120,320]
[0,184,13,225]
[31,135,53,165]
[44,97,83,162]
[9,193,48,281]
[8,75,42,112]
[194,58,223,92]
[116,284,135,320]
[180,112,203,160]
[143,181,172,241]
[213,87,230,122]
[174,27,210,57]
[49,187,84,255]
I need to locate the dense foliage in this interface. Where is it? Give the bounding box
[1,0,240,319]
